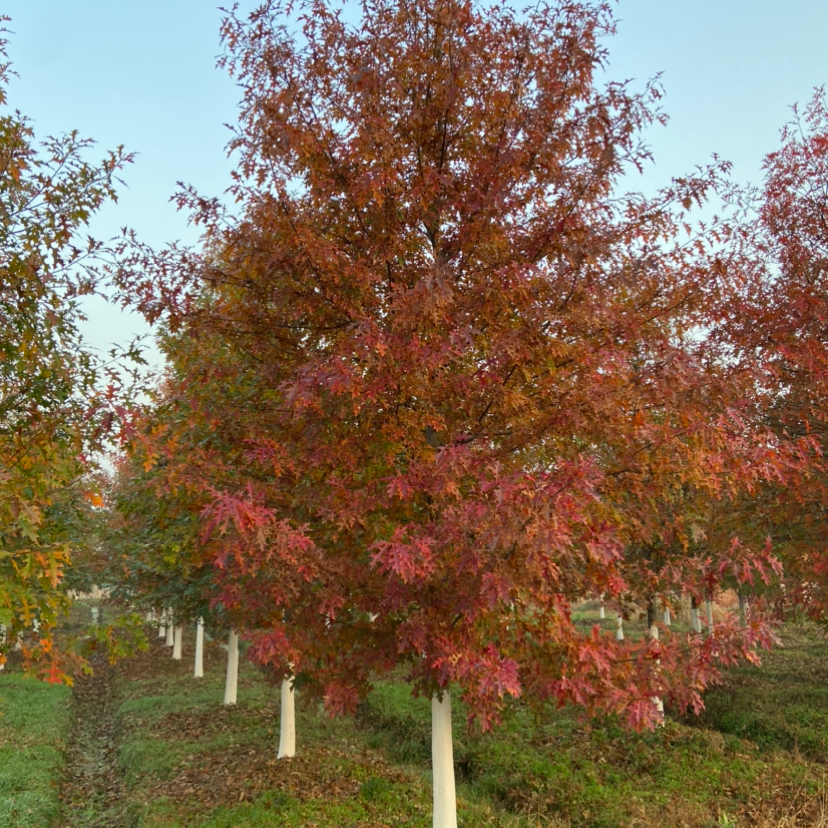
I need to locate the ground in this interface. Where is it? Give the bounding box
[2,602,828,827]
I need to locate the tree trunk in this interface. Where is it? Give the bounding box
[277,676,296,758]
[223,630,239,705]
[432,690,457,828]
[705,594,714,634]
[194,618,204,678]
[690,595,702,633]
[165,611,175,647]
[145,610,154,623]
[158,615,166,638]
[648,620,665,722]
[599,596,605,620]
[615,615,624,641]
[738,593,749,624]
[663,604,671,626]
[172,626,183,660]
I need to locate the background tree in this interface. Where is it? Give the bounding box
[721,90,828,621]
[0,25,135,681]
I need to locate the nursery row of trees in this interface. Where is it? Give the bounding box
[102,1,828,825]
[3,1,828,825]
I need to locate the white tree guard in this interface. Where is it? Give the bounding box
[194,618,204,678]
[278,676,296,758]
[145,610,154,623]
[165,611,175,646]
[705,598,714,633]
[223,630,239,705]
[599,598,605,620]
[90,607,99,624]
[432,691,457,828]
[663,605,671,626]
[173,626,183,660]
[615,615,624,641]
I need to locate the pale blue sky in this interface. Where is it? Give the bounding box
[5,1,827,370]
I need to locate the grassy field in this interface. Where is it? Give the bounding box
[0,668,73,828]
[4,605,828,827]
[109,619,828,828]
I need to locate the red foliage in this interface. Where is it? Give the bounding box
[114,0,814,729]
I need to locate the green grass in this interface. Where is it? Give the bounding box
[692,624,828,758]
[0,674,72,828]
[111,618,828,828]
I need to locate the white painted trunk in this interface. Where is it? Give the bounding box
[194,618,204,678]
[158,618,166,638]
[691,605,702,634]
[277,676,296,758]
[663,605,671,626]
[599,600,605,620]
[90,607,99,624]
[223,630,239,705]
[649,623,664,722]
[165,612,175,646]
[145,610,154,623]
[432,691,457,828]
[705,598,714,633]
[615,615,624,641]
[172,626,183,660]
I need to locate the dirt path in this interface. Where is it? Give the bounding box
[60,650,129,828]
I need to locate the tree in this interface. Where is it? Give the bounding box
[118,1,801,823]
[0,25,134,681]
[725,90,828,621]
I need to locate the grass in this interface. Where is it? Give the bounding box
[114,632,512,827]
[6,604,828,827]
[0,673,72,828]
[360,671,820,828]
[693,624,828,758]
[110,616,828,828]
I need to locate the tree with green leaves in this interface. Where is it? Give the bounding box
[0,25,134,681]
